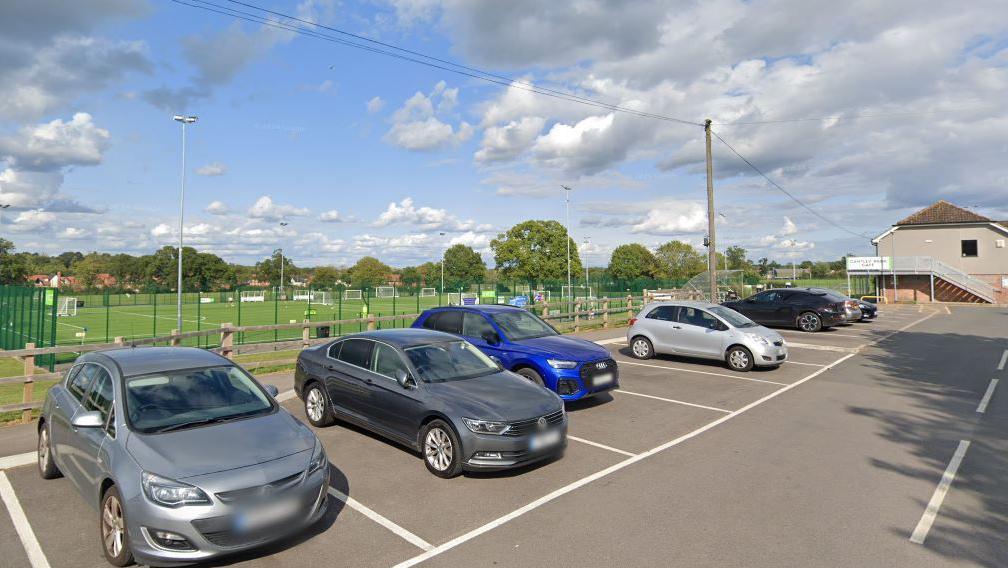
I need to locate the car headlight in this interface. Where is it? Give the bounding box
[746,333,770,346]
[462,417,511,435]
[546,359,578,369]
[307,440,327,476]
[142,472,211,508]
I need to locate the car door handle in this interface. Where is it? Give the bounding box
[363,377,373,385]
[325,364,336,371]
[672,325,682,329]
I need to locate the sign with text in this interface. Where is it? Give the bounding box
[846,256,891,271]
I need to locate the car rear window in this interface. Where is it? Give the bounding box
[338,338,373,368]
[432,310,462,335]
[645,306,678,321]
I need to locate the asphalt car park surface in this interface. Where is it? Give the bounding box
[1,303,1005,567]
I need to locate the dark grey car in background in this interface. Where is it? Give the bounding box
[38,347,328,567]
[295,328,567,478]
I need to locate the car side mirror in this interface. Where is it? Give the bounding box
[71,411,104,429]
[481,331,501,345]
[264,384,279,397]
[395,369,414,389]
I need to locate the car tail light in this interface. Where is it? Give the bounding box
[628,318,637,326]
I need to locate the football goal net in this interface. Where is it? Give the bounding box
[343,289,362,300]
[562,286,595,300]
[293,290,333,305]
[420,287,438,298]
[57,297,78,317]
[375,286,398,298]
[240,290,266,302]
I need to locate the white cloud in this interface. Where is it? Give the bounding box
[205,200,230,215]
[448,231,491,249]
[247,195,309,220]
[60,227,90,239]
[319,209,342,222]
[781,216,798,236]
[366,96,385,113]
[196,162,227,176]
[630,200,707,235]
[475,116,545,163]
[383,83,473,151]
[0,113,110,171]
[373,197,490,232]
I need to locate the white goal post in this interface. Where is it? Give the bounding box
[293,290,333,305]
[342,289,362,300]
[57,297,78,317]
[420,287,438,297]
[375,286,398,298]
[240,290,266,302]
[562,285,594,300]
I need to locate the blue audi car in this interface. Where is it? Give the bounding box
[411,305,618,401]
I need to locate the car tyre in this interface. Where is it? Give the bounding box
[796,311,823,332]
[726,346,754,372]
[630,336,654,360]
[515,367,546,387]
[421,420,463,478]
[38,422,61,480]
[304,383,336,427]
[100,485,134,567]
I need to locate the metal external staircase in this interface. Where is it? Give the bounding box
[892,257,996,303]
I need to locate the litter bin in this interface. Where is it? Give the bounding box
[317,325,331,339]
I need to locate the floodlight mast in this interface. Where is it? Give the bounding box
[562,185,573,314]
[172,114,197,333]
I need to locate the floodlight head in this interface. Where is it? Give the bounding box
[0,204,9,209]
[561,185,572,191]
[173,115,198,123]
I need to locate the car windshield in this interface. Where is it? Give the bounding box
[404,341,500,382]
[709,306,758,328]
[489,309,558,341]
[124,365,274,433]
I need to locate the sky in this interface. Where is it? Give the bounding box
[1,0,1007,269]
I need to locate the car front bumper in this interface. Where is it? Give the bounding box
[548,360,620,401]
[459,418,568,471]
[819,311,848,327]
[749,341,789,366]
[127,467,329,567]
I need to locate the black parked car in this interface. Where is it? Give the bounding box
[294,328,566,478]
[856,299,878,320]
[722,288,848,332]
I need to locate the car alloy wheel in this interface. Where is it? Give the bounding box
[728,347,752,371]
[798,312,822,332]
[37,423,60,479]
[631,337,653,359]
[100,487,133,566]
[425,427,453,472]
[306,388,325,423]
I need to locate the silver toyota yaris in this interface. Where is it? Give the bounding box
[37,347,329,566]
[626,300,788,371]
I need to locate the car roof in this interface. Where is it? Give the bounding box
[427,304,525,314]
[82,347,231,377]
[644,300,722,310]
[348,328,460,348]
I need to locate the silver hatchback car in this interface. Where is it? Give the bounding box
[627,301,788,371]
[37,347,329,566]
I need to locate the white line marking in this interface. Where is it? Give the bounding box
[616,359,787,386]
[998,349,1008,371]
[785,342,858,354]
[327,487,433,551]
[276,389,297,402]
[566,435,636,457]
[779,330,864,339]
[910,440,970,545]
[0,453,36,470]
[784,360,825,367]
[976,379,998,414]
[617,389,732,413]
[393,352,857,568]
[0,472,52,568]
[944,305,951,315]
[593,337,627,345]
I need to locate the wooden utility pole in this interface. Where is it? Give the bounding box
[704,119,718,302]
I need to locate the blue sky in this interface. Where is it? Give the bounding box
[2,0,1007,268]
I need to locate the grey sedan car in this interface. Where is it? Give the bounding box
[38,347,329,566]
[627,301,788,371]
[295,328,567,478]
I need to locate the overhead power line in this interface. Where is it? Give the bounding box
[710,130,872,240]
[713,107,972,126]
[169,0,704,127]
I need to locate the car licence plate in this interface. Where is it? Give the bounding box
[529,429,562,451]
[234,497,301,533]
[593,373,614,387]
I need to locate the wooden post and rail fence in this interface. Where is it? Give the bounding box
[1,296,647,424]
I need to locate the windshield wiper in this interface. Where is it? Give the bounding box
[152,416,231,433]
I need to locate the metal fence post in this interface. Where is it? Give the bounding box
[22,342,35,424]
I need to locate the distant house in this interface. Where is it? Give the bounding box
[246,279,271,288]
[869,200,1007,303]
[386,273,402,287]
[27,274,50,287]
[95,273,118,288]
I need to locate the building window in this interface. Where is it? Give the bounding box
[961,239,978,257]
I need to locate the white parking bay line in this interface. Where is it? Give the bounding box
[779,330,865,339]
[998,349,1008,371]
[0,453,36,470]
[910,440,971,545]
[976,379,998,414]
[785,342,858,354]
[276,389,297,402]
[326,488,433,551]
[394,353,857,568]
[616,359,787,386]
[0,472,51,568]
[617,389,732,413]
[593,337,627,346]
[785,360,825,367]
[567,436,636,457]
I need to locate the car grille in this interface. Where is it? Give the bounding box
[503,409,564,437]
[579,358,618,389]
[776,354,786,361]
[215,471,304,504]
[192,487,320,549]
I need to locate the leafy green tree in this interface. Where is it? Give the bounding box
[725,246,749,270]
[311,266,341,289]
[607,244,660,280]
[72,254,109,289]
[654,240,705,278]
[490,220,582,281]
[255,250,298,287]
[0,239,30,285]
[443,244,486,289]
[349,256,391,289]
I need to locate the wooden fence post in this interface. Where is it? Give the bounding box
[626,294,633,314]
[22,343,35,424]
[114,336,124,346]
[220,323,234,359]
[574,301,581,333]
[170,329,181,347]
[367,314,376,331]
[541,301,549,318]
[302,320,311,349]
[603,299,610,328]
